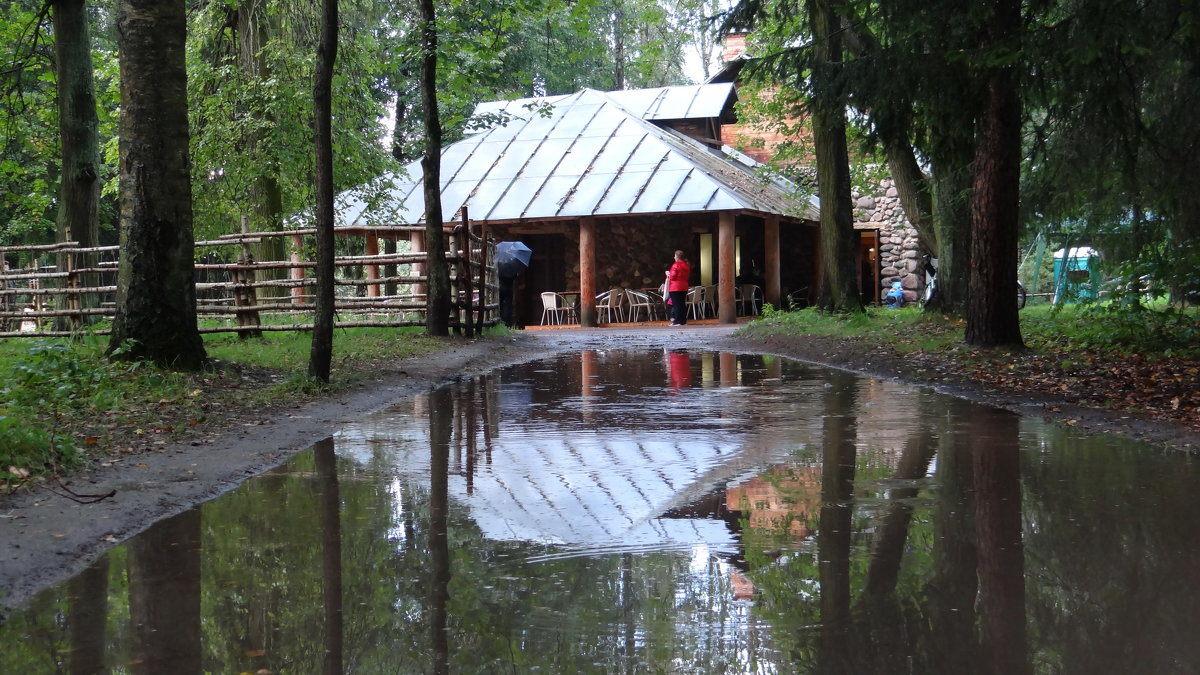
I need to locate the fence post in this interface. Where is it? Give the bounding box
[290,233,306,304]
[365,232,381,298]
[234,216,263,338]
[64,250,81,332]
[459,210,474,337]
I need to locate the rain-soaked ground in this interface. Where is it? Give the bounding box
[2,348,1199,674]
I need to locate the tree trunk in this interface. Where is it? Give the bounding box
[928,152,973,315]
[419,0,450,336]
[810,0,861,313]
[883,134,935,256]
[965,0,1024,348]
[238,0,287,299]
[308,0,337,382]
[53,0,100,328]
[108,0,206,369]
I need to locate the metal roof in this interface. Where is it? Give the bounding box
[337,85,818,227]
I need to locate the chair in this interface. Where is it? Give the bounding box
[704,284,718,318]
[595,288,625,324]
[556,292,579,324]
[686,286,705,320]
[737,284,762,316]
[625,289,655,322]
[540,291,571,325]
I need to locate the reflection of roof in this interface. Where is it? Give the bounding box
[336,84,819,227]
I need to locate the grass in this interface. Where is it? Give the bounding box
[1,326,478,488]
[744,301,1200,360]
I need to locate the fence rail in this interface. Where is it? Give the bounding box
[0,218,497,339]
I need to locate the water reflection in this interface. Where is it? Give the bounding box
[2,350,1199,673]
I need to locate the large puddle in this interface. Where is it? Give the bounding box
[2,349,1199,673]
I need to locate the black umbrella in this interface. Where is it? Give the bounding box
[495,241,533,279]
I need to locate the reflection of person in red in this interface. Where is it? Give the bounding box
[669,349,691,392]
[664,250,691,326]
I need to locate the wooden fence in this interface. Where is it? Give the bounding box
[0,218,497,339]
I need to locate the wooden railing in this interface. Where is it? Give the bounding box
[0,220,497,339]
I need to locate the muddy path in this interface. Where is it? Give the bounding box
[2,323,1196,611]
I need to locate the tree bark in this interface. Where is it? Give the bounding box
[928,151,974,315]
[108,0,206,369]
[810,0,862,313]
[53,0,100,327]
[237,0,288,298]
[308,0,338,381]
[965,0,1024,348]
[419,0,450,335]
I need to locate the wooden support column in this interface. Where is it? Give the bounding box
[579,216,597,327]
[290,234,305,303]
[365,233,380,298]
[764,214,781,307]
[718,211,737,324]
[410,230,426,299]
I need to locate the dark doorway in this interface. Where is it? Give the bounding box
[519,234,568,327]
[859,230,880,305]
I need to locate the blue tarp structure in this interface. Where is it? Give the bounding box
[1052,247,1100,303]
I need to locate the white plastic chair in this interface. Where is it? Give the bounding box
[737,284,762,316]
[595,288,625,323]
[540,291,570,325]
[686,286,705,320]
[625,289,655,322]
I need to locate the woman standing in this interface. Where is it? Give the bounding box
[665,250,691,326]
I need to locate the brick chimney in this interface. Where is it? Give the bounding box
[722,32,748,62]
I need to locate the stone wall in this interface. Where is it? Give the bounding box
[853,177,924,303]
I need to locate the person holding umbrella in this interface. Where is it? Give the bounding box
[664,250,691,326]
[495,241,532,326]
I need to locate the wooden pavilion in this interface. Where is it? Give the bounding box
[337,83,821,326]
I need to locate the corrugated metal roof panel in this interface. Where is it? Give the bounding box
[606,83,734,120]
[483,176,548,220]
[335,85,817,225]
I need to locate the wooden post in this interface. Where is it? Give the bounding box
[476,216,489,329]
[290,233,306,304]
[410,230,426,301]
[764,214,781,308]
[460,209,474,337]
[236,216,262,338]
[718,211,737,324]
[579,216,597,327]
[64,250,81,331]
[365,232,380,298]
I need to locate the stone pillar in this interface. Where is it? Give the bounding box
[764,214,780,307]
[579,217,597,327]
[718,211,737,324]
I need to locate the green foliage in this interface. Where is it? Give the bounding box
[1023,304,1200,358]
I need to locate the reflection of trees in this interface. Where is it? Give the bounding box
[818,370,857,674]
[314,438,344,675]
[69,555,109,675]
[429,386,452,675]
[129,509,202,674]
[971,407,1030,675]
[1021,424,1200,673]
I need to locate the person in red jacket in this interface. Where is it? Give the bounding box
[665,250,691,326]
